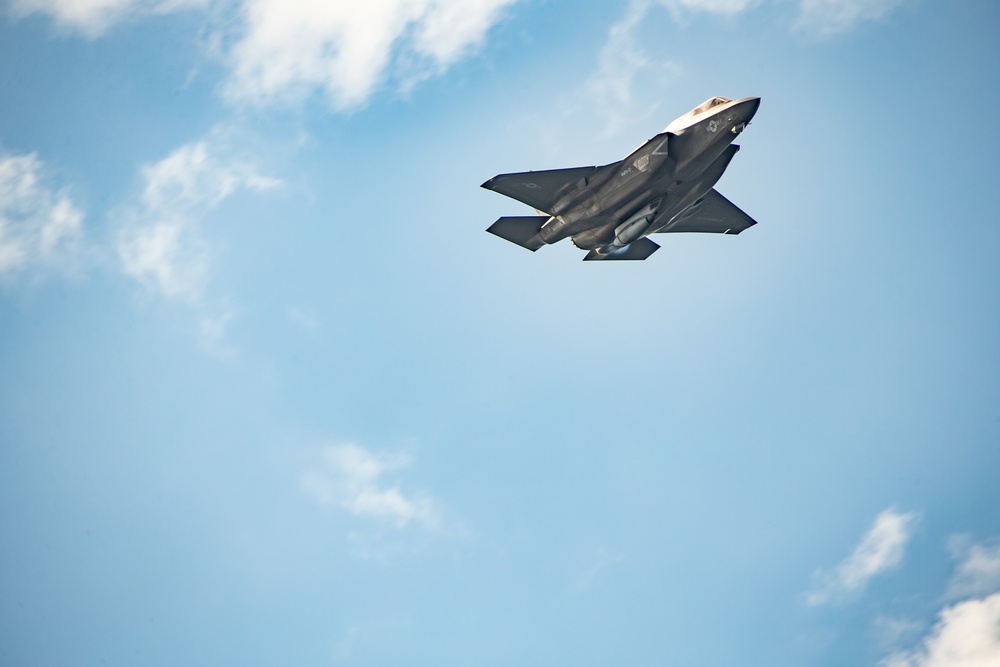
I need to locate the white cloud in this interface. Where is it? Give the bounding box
[808,507,918,606]
[880,537,1000,667]
[300,443,440,529]
[881,593,1000,667]
[793,0,906,37]
[948,538,1000,601]
[12,0,517,109]
[9,0,208,38]
[0,150,84,280]
[13,0,907,118]
[220,0,518,109]
[117,128,280,301]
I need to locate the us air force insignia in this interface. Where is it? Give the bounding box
[707,119,719,133]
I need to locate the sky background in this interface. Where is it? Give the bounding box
[2,1,999,665]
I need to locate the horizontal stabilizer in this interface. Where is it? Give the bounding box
[583,238,660,261]
[486,216,548,251]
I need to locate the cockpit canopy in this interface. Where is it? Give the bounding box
[691,96,732,115]
[665,96,734,132]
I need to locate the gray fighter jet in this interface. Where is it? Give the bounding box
[483,96,760,260]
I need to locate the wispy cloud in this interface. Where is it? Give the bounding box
[219,0,518,109]
[197,308,237,358]
[584,0,900,135]
[300,443,440,530]
[808,507,918,606]
[793,0,906,37]
[287,306,318,332]
[575,547,624,590]
[116,126,280,302]
[874,615,927,653]
[947,537,1000,601]
[595,0,906,62]
[580,0,761,138]
[583,1,680,137]
[880,593,1000,667]
[658,0,759,19]
[9,0,208,38]
[0,150,84,281]
[657,0,906,35]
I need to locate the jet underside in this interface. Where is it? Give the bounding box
[482,96,761,261]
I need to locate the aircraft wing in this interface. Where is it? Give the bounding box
[482,166,597,214]
[658,188,757,235]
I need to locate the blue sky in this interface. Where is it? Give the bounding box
[2,1,999,665]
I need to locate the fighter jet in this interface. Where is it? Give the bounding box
[482,96,760,260]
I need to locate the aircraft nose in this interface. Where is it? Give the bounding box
[740,97,761,122]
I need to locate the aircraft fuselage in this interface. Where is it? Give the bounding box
[483,96,761,261]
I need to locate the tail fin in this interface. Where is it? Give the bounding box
[486,216,548,251]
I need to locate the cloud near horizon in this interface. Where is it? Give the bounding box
[807,507,918,605]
